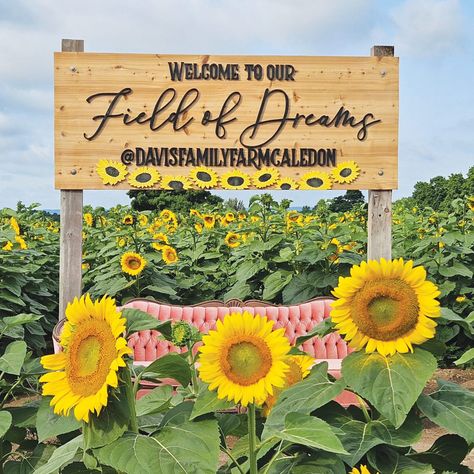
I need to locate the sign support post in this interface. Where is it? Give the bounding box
[367,46,394,261]
[58,39,84,320]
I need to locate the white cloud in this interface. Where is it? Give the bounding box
[391,0,463,56]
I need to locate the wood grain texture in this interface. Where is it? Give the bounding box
[59,39,83,321]
[54,52,399,190]
[367,45,393,261]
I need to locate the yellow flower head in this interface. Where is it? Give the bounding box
[332,160,360,184]
[351,465,376,474]
[161,175,190,191]
[225,232,241,248]
[138,214,148,226]
[122,215,134,225]
[276,177,299,190]
[151,232,169,250]
[190,167,218,189]
[199,312,291,406]
[190,209,202,218]
[128,167,160,188]
[15,236,27,250]
[96,160,128,185]
[299,171,333,190]
[117,237,126,248]
[331,258,441,356]
[10,217,20,235]
[39,295,132,422]
[84,213,93,227]
[225,212,236,222]
[160,209,176,222]
[456,296,466,303]
[2,241,13,251]
[263,355,314,416]
[195,223,203,234]
[161,245,178,264]
[252,168,279,189]
[120,252,146,276]
[202,214,216,229]
[220,170,251,190]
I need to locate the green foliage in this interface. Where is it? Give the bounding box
[328,190,366,213]
[412,166,474,211]
[128,189,223,213]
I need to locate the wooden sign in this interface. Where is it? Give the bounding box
[54,53,399,191]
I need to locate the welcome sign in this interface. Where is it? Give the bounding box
[54,53,399,191]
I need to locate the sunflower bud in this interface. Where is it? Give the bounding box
[171,321,194,348]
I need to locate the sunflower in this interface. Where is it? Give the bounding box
[2,241,13,251]
[84,213,93,227]
[331,258,441,356]
[199,311,291,406]
[225,212,236,222]
[39,295,131,422]
[120,252,146,276]
[190,209,202,218]
[160,209,176,222]
[160,175,190,191]
[122,215,134,225]
[224,232,241,248]
[262,355,314,416]
[15,235,27,250]
[202,214,216,229]
[161,245,178,264]
[195,223,203,234]
[10,217,20,235]
[138,214,148,227]
[332,160,360,184]
[96,160,128,186]
[151,232,169,251]
[350,465,375,474]
[299,171,333,190]
[190,167,218,189]
[252,168,279,189]
[276,177,299,190]
[220,170,251,190]
[468,196,474,212]
[128,167,160,188]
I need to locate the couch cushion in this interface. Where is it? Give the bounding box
[124,299,351,362]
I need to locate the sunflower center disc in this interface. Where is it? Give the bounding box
[306,178,323,188]
[136,173,151,183]
[169,180,183,190]
[259,173,272,182]
[105,166,120,177]
[224,340,272,386]
[352,279,420,340]
[340,168,352,177]
[127,258,141,269]
[66,320,117,396]
[228,177,244,186]
[197,172,211,182]
[280,183,291,190]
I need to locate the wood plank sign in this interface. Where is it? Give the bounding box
[54,53,399,191]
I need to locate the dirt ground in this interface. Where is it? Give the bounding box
[416,368,474,470]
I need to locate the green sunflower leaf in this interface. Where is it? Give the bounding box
[123,308,172,338]
[342,348,437,428]
[0,341,27,375]
[141,353,191,387]
[36,396,81,442]
[417,379,474,443]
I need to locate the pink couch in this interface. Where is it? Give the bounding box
[124,297,351,370]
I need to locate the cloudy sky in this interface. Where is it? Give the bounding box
[0,0,472,209]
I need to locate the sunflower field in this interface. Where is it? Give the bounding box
[1,194,473,365]
[0,195,473,473]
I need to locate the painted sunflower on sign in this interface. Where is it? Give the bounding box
[39,295,131,422]
[198,311,291,406]
[276,178,299,190]
[128,167,160,188]
[220,170,251,190]
[160,175,190,191]
[332,160,360,184]
[331,258,440,356]
[299,171,333,190]
[120,252,146,276]
[190,167,218,189]
[96,160,128,185]
[252,168,279,189]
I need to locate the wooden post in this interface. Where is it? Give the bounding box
[59,39,84,320]
[367,45,394,261]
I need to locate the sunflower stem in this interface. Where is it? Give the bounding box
[187,343,199,396]
[123,365,139,433]
[356,394,371,422]
[247,403,258,474]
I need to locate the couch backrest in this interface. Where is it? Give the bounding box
[124,298,350,361]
